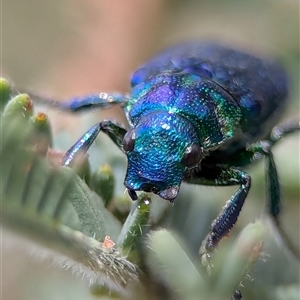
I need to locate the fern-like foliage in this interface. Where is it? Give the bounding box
[1,83,299,300]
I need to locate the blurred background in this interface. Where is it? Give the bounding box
[2,0,299,299]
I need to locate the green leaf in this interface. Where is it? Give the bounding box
[146,229,206,300]
[0,117,139,291]
[117,194,151,255]
[146,224,266,300]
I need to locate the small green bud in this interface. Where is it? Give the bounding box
[30,112,53,156]
[91,164,115,206]
[71,153,91,185]
[114,195,132,212]
[0,78,12,111]
[2,93,34,122]
[109,195,133,223]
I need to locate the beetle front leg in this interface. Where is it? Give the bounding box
[184,167,251,258]
[206,169,251,257]
[62,120,127,166]
[184,167,248,300]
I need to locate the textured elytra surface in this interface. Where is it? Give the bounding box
[122,42,290,202]
[130,42,288,140]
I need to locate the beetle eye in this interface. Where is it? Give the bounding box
[181,144,203,167]
[123,129,136,152]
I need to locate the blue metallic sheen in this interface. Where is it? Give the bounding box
[121,42,288,199]
[62,123,101,166]
[32,41,300,270]
[124,111,198,196]
[54,42,290,202]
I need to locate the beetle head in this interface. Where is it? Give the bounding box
[123,111,202,202]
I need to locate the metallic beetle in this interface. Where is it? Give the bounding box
[34,42,299,257]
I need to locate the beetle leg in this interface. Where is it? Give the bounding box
[62,120,127,166]
[206,169,251,256]
[248,120,300,260]
[184,167,248,300]
[29,92,128,112]
[184,167,251,257]
[264,120,299,220]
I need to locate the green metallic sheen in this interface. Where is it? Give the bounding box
[124,72,243,198]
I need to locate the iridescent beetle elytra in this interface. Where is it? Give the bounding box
[31,42,300,263]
